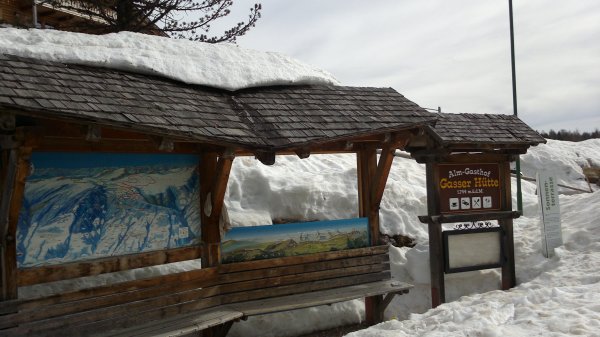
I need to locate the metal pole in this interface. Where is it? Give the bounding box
[508,0,523,213]
[32,1,38,28]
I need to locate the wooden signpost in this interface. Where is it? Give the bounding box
[419,154,519,308]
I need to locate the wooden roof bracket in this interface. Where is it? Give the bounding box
[0,113,15,133]
[370,136,410,209]
[255,151,275,166]
[204,148,235,220]
[294,147,310,159]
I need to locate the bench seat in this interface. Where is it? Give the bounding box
[231,279,412,316]
[98,279,412,337]
[1,246,412,337]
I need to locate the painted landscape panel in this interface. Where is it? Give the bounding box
[17,152,201,267]
[221,218,369,263]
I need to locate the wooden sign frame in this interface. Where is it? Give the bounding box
[420,153,518,308]
[442,227,504,274]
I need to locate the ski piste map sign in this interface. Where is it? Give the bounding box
[437,163,501,214]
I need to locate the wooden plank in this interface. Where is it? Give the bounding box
[222,271,390,305]
[7,286,222,336]
[1,267,217,313]
[0,268,219,329]
[17,246,203,286]
[219,254,389,284]
[73,296,221,337]
[2,147,31,301]
[220,263,389,296]
[219,245,389,273]
[440,153,511,164]
[36,138,202,154]
[100,307,243,337]
[231,280,412,316]
[418,211,521,224]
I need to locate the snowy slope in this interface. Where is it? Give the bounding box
[0,28,339,90]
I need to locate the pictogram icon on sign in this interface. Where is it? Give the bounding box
[449,198,459,210]
[483,196,492,208]
[471,197,481,209]
[460,197,471,210]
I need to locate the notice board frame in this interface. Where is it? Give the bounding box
[442,226,504,274]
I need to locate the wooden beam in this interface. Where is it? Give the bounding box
[209,150,234,222]
[370,143,396,209]
[1,146,31,300]
[199,150,234,268]
[425,162,445,308]
[356,146,384,326]
[200,152,221,268]
[500,161,516,289]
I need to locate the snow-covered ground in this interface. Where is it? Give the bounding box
[224,139,600,337]
[0,28,338,90]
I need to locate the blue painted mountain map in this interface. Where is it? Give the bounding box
[17,153,201,267]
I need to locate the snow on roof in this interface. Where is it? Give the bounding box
[0,28,339,91]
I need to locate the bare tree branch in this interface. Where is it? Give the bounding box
[39,0,262,43]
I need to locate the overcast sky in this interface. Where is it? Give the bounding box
[217,1,599,132]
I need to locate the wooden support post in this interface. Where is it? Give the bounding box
[425,162,445,308]
[500,161,516,289]
[200,152,218,268]
[200,151,234,268]
[357,146,383,325]
[1,147,31,301]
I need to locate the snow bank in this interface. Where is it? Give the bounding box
[0,28,339,90]
[519,139,600,193]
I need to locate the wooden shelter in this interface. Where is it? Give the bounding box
[0,54,545,336]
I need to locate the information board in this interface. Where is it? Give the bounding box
[437,163,502,214]
[17,152,201,267]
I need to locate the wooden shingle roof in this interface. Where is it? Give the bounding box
[428,113,546,147]
[0,54,545,152]
[0,54,435,151]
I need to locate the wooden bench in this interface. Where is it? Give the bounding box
[0,246,412,337]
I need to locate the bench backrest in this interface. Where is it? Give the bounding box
[0,246,389,337]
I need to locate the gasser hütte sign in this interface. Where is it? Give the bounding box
[437,163,502,214]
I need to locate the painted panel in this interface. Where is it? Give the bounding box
[221,218,369,264]
[17,152,201,267]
